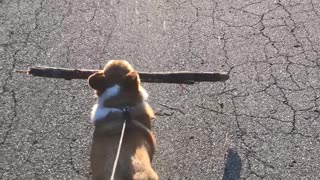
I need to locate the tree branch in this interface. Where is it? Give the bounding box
[15,66,230,84]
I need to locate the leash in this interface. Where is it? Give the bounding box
[110,107,130,180]
[110,119,126,180]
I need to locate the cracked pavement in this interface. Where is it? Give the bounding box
[1,0,320,179]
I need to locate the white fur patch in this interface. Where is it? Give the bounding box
[91,84,121,123]
[91,84,150,124]
[98,84,120,104]
[91,104,120,122]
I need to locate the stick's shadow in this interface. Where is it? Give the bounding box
[222,149,242,180]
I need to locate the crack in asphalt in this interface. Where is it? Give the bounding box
[1,0,320,179]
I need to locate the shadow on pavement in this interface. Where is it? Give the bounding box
[222,149,242,180]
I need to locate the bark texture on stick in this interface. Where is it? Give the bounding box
[16,66,230,84]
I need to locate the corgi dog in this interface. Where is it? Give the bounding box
[88,60,158,180]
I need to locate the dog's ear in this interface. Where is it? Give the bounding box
[88,72,107,91]
[123,71,140,92]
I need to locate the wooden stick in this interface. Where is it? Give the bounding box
[15,66,230,84]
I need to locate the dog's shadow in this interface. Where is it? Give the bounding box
[222,148,242,180]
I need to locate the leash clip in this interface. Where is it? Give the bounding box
[122,106,131,120]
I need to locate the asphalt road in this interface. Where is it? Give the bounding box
[1,0,320,179]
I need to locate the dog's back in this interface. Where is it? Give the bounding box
[88,60,158,180]
[91,129,158,180]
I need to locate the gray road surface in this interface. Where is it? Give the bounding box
[1,0,320,179]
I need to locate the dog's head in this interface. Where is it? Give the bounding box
[88,60,148,107]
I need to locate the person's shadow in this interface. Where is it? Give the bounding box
[222,149,242,180]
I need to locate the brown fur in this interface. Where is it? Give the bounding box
[88,60,158,180]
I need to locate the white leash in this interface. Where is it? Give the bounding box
[110,119,126,180]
